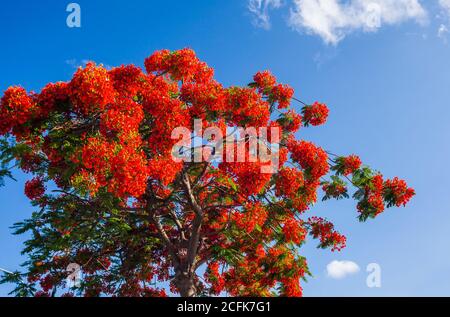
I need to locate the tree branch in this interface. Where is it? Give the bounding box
[145,183,181,269]
[182,172,203,273]
[169,209,186,241]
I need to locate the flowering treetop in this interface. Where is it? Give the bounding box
[0,48,414,297]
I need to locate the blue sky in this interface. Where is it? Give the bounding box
[1,0,450,296]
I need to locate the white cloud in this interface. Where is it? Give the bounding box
[313,48,339,67]
[437,1,450,42]
[326,260,360,279]
[65,59,79,68]
[288,0,427,45]
[246,1,450,45]
[439,0,450,14]
[438,23,449,38]
[248,0,283,30]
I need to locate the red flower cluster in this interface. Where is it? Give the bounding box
[0,86,35,135]
[24,177,46,201]
[205,262,225,295]
[253,70,277,91]
[36,82,69,118]
[288,139,329,181]
[302,102,329,126]
[225,87,270,127]
[108,64,145,98]
[275,167,304,198]
[234,202,268,233]
[357,174,385,217]
[384,177,415,207]
[253,71,294,109]
[280,276,303,297]
[100,98,144,137]
[75,135,148,198]
[223,245,306,297]
[181,81,226,118]
[147,154,183,187]
[19,153,43,173]
[283,217,306,245]
[277,109,302,133]
[342,155,362,176]
[274,163,320,213]
[69,62,115,115]
[322,182,348,199]
[271,84,295,109]
[143,76,190,153]
[40,274,57,293]
[145,48,214,83]
[309,217,347,252]
[219,145,272,197]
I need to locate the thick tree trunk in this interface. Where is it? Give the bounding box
[175,272,197,297]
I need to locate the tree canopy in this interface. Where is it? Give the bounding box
[0,49,414,297]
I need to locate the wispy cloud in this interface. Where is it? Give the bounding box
[438,23,449,41]
[248,0,283,30]
[438,0,450,42]
[327,260,360,279]
[288,0,427,45]
[65,58,81,69]
[313,47,339,68]
[248,0,429,45]
[439,0,450,15]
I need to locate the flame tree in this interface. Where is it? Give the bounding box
[0,49,414,297]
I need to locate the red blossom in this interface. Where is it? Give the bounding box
[342,155,362,176]
[384,177,415,207]
[302,102,329,126]
[253,70,277,92]
[283,110,303,132]
[24,177,46,201]
[322,182,347,199]
[0,86,35,135]
[283,217,307,245]
[309,217,347,252]
[275,167,304,198]
[145,48,214,83]
[108,64,145,98]
[69,62,115,115]
[205,262,225,295]
[234,202,268,233]
[225,87,270,127]
[357,174,385,217]
[271,84,294,109]
[36,82,69,117]
[288,139,329,181]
